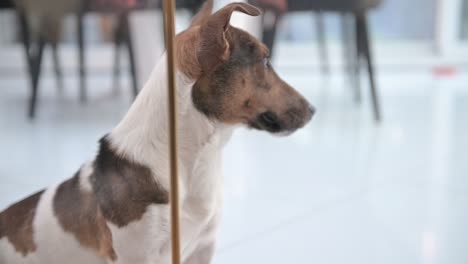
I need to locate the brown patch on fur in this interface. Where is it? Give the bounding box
[197,3,261,73]
[91,137,169,227]
[176,28,203,80]
[54,173,117,261]
[174,0,214,79]
[175,2,261,81]
[52,136,168,261]
[0,190,44,256]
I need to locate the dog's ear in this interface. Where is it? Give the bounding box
[197,2,261,73]
[191,0,214,27]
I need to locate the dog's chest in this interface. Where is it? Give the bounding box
[174,129,229,258]
[109,132,227,262]
[108,167,223,263]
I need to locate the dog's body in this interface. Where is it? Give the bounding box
[0,56,229,264]
[0,1,314,263]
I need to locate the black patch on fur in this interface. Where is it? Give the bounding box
[0,190,44,256]
[91,136,169,227]
[54,171,117,261]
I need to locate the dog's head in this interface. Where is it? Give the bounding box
[177,1,315,135]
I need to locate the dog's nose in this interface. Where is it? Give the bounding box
[308,105,316,117]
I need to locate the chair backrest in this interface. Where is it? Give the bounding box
[87,0,158,12]
[251,0,382,13]
[87,0,204,13]
[13,0,80,15]
[0,0,14,9]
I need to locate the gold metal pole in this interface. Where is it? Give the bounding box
[162,0,181,263]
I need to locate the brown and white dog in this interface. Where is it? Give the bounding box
[0,1,314,263]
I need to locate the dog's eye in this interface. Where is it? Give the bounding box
[263,58,270,69]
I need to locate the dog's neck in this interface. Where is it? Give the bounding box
[108,54,233,191]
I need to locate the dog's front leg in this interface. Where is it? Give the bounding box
[183,242,216,264]
[183,214,219,264]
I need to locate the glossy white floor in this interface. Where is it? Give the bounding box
[1,58,467,264]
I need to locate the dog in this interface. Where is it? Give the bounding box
[0,1,314,263]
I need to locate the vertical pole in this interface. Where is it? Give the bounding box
[77,9,86,103]
[162,0,181,264]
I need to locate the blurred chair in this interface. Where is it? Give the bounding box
[108,0,204,99]
[11,0,204,119]
[77,0,205,103]
[77,0,155,104]
[0,0,12,7]
[10,0,87,118]
[251,0,383,122]
[13,0,145,118]
[9,0,78,118]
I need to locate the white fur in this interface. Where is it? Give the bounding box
[79,161,95,192]
[0,238,36,264]
[1,54,233,264]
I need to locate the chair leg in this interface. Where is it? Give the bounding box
[122,13,138,97]
[16,10,40,119]
[341,13,361,103]
[77,11,86,103]
[261,10,280,57]
[356,12,381,122]
[112,15,124,93]
[17,11,31,62]
[17,10,35,88]
[354,14,364,103]
[51,42,64,92]
[28,37,46,119]
[352,14,362,104]
[315,11,329,75]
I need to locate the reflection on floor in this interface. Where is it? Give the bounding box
[0,65,467,264]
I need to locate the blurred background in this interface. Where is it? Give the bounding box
[1,0,467,263]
